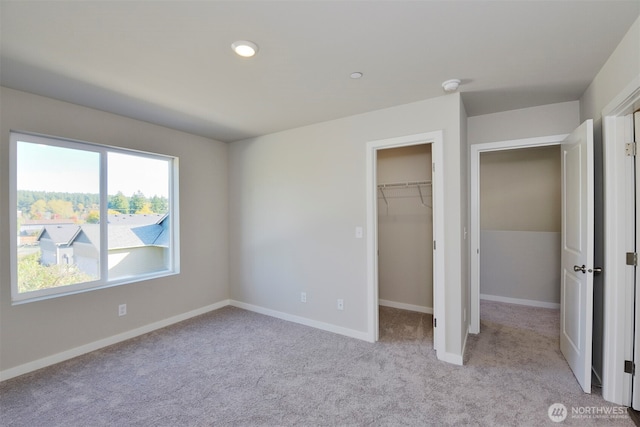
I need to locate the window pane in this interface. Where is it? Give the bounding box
[107,152,171,280]
[13,132,178,303]
[16,141,100,293]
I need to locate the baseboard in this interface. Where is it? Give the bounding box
[2,297,450,381]
[229,300,371,342]
[378,299,433,314]
[437,350,463,366]
[0,300,230,382]
[480,293,560,309]
[438,324,468,367]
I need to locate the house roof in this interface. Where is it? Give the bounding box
[108,223,168,250]
[22,219,76,226]
[40,215,169,250]
[1,1,638,142]
[38,225,82,246]
[107,214,166,226]
[107,214,169,249]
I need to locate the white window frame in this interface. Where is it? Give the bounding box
[10,130,180,304]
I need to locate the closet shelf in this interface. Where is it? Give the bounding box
[377,180,431,208]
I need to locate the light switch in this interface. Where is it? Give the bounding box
[355,226,363,238]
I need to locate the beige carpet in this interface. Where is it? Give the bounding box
[0,301,633,426]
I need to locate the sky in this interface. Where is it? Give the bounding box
[17,141,170,197]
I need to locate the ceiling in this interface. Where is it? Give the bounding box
[1,1,639,143]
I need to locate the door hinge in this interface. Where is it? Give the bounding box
[625,142,636,157]
[432,163,435,172]
[433,318,437,328]
[625,360,635,375]
[433,240,436,250]
[627,252,638,267]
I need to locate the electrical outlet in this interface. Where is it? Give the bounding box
[301,292,307,303]
[118,304,127,317]
[337,299,344,310]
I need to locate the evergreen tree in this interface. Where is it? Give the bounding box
[150,195,169,214]
[129,191,147,214]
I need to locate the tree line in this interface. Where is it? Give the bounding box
[18,190,169,222]
[17,190,99,215]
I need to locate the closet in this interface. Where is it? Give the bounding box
[377,144,433,314]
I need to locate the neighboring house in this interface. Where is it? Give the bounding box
[20,218,76,245]
[37,225,81,266]
[70,225,99,277]
[37,214,169,278]
[107,216,169,279]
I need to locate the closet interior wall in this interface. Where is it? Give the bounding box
[377,144,433,313]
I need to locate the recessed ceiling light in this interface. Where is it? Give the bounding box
[350,72,363,79]
[231,40,258,58]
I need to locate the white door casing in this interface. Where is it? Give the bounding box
[560,119,595,394]
[366,131,445,357]
[601,75,640,406]
[631,112,640,410]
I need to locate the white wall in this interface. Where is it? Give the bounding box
[580,16,640,124]
[229,93,466,357]
[480,230,560,305]
[467,101,579,145]
[480,146,561,232]
[0,87,229,374]
[377,145,432,311]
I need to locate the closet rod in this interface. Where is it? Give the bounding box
[377,180,431,189]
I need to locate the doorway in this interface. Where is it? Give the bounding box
[376,144,433,319]
[469,134,568,334]
[470,123,598,394]
[477,145,562,310]
[365,131,446,358]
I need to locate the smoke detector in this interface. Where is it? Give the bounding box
[442,79,461,92]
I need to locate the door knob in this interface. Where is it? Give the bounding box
[573,265,586,273]
[573,265,603,274]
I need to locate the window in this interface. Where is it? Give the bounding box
[11,131,179,303]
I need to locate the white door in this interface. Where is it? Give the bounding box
[560,119,594,394]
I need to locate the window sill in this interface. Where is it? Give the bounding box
[11,270,179,306]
